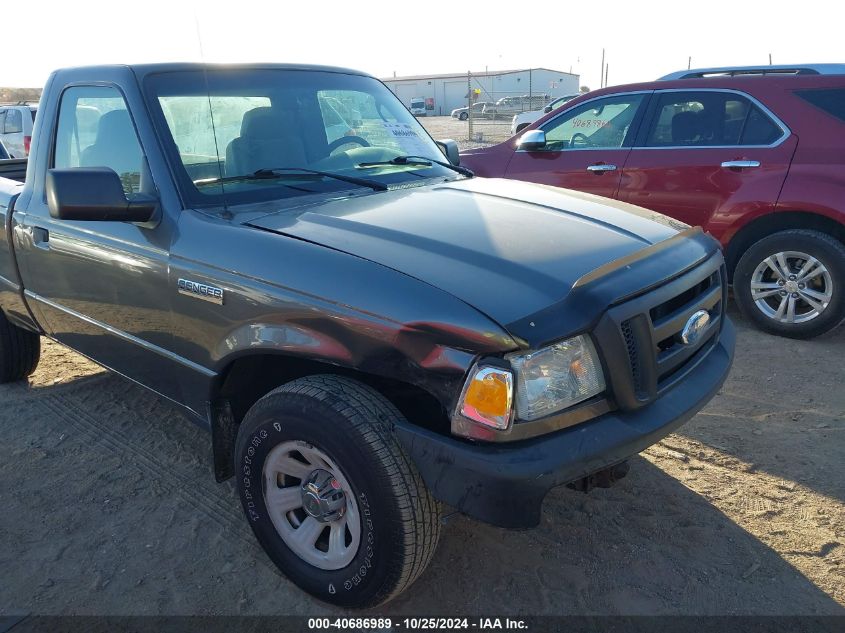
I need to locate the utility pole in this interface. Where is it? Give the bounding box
[599,50,604,88]
[688,56,692,70]
[604,64,609,88]
[467,71,473,144]
[769,53,773,65]
[529,68,533,103]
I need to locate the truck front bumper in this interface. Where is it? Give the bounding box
[395,318,735,529]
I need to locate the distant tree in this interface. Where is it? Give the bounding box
[579,86,590,94]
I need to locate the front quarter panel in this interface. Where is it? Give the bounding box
[168,209,518,414]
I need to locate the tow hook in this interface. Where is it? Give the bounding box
[567,461,630,493]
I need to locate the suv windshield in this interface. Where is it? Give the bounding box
[145,69,456,206]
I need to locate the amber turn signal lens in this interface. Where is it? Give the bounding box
[459,366,514,430]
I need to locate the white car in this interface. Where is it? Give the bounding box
[509,94,580,135]
[0,103,38,158]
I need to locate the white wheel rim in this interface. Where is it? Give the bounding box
[750,250,833,324]
[263,440,361,570]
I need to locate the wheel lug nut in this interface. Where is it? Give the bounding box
[777,279,785,285]
[780,290,787,296]
[788,275,797,281]
[792,292,799,298]
[799,283,805,289]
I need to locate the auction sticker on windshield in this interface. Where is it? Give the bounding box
[378,122,433,155]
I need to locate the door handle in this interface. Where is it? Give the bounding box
[32,227,49,249]
[586,164,617,173]
[721,160,761,169]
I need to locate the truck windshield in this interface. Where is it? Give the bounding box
[144,69,457,206]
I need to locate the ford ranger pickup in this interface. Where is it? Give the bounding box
[0,63,734,608]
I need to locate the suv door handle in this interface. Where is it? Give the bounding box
[721,160,761,169]
[586,164,617,173]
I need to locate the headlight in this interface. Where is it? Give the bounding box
[507,335,605,421]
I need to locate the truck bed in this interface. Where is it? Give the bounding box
[0,158,28,184]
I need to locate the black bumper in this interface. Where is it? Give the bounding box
[395,317,735,529]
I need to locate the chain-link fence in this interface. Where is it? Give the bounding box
[461,71,563,147]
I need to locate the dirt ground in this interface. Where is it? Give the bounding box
[0,302,842,617]
[421,115,515,149]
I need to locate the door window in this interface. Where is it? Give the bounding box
[645,91,783,147]
[54,86,144,195]
[540,94,646,151]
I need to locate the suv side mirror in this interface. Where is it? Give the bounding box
[517,129,547,151]
[46,168,157,223]
[436,139,461,166]
[543,105,552,113]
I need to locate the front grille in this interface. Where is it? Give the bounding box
[594,255,726,410]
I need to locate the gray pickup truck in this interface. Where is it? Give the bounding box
[0,63,734,608]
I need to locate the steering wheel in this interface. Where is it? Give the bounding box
[327,135,370,154]
[570,132,590,149]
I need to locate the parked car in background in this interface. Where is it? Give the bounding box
[451,101,493,120]
[410,97,426,116]
[1,62,734,608]
[511,93,580,135]
[463,64,845,339]
[482,94,550,120]
[0,103,38,158]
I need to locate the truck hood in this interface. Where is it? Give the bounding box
[245,177,690,337]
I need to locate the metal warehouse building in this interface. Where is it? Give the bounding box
[381,68,580,116]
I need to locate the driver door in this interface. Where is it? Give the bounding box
[505,92,651,199]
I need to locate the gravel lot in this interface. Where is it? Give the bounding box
[420,115,514,149]
[1,304,842,617]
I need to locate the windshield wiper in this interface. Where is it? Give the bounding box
[195,166,387,192]
[357,155,474,177]
[254,167,388,192]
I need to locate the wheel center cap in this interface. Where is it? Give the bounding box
[785,280,799,293]
[300,469,346,522]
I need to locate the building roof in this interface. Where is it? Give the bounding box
[381,68,578,82]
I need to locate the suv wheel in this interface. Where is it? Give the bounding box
[734,229,845,338]
[234,375,440,608]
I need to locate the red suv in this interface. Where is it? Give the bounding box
[462,64,845,338]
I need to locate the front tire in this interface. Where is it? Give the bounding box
[459,111,468,121]
[0,311,40,382]
[733,229,845,338]
[234,375,440,608]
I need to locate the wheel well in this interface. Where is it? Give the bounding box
[210,354,451,481]
[725,212,845,281]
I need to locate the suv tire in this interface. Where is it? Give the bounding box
[0,311,40,382]
[234,374,440,608]
[734,229,845,338]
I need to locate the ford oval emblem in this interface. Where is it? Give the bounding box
[680,310,710,345]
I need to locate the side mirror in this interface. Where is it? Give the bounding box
[46,168,157,223]
[543,105,552,113]
[436,139,461,166]
[517,129,547,151]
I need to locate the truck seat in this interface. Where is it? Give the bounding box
[225,107,307,176]
[79,109,142,179]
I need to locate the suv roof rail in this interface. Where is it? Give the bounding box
[659,63,845,80]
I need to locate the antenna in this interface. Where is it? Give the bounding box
[193,10,230,218]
